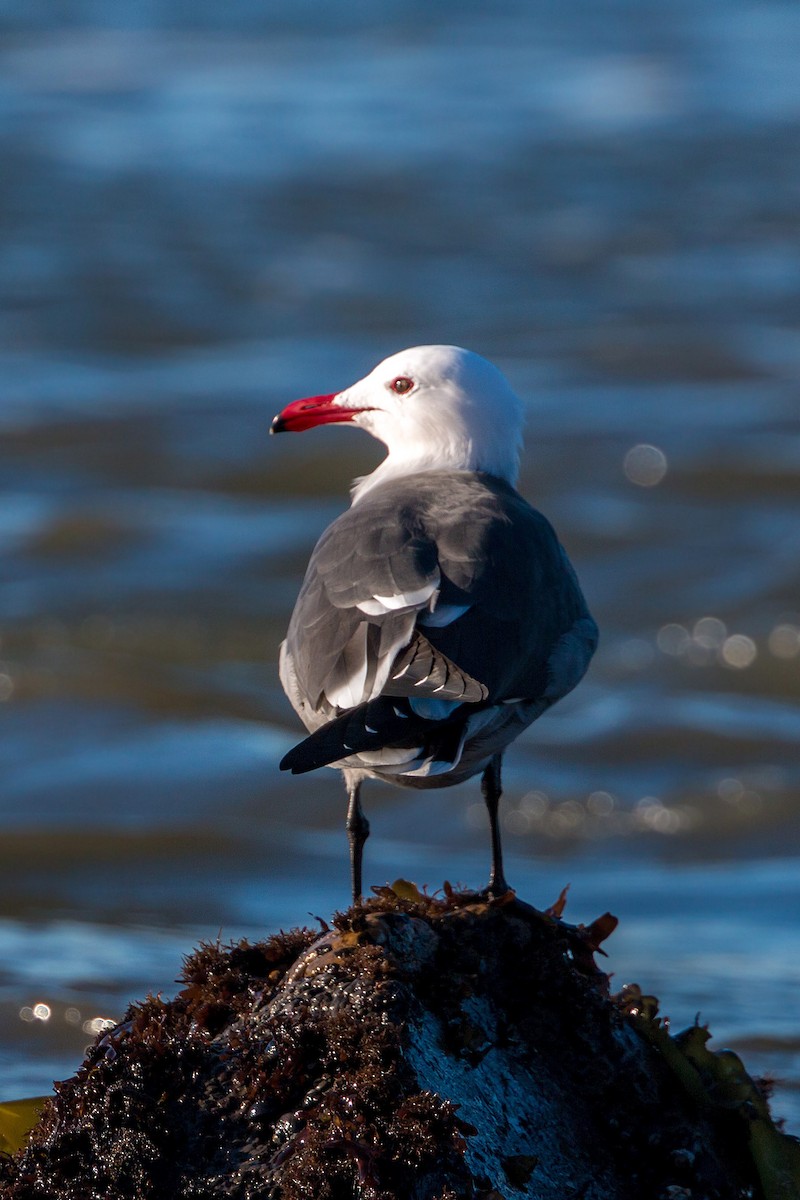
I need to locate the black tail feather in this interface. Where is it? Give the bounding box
[280,696,465,775]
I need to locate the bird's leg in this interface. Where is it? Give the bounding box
[345,776,370,905]
[482,753,509,895]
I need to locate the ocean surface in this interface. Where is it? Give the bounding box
[1,1,799,1133]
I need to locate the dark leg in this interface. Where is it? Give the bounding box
[345,776,370,905]
[482,754,509,895]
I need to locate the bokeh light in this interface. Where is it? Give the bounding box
[769,623,800,659]
[720,634,758,670]
[623,444,668,487]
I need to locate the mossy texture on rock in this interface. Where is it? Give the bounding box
[0,887,770,1199]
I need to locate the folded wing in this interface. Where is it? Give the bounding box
[280,471,597,778]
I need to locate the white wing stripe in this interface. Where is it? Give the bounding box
[356,579,439,616]
[325,622,370,708]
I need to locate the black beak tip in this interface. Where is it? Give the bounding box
[270,415,286,436]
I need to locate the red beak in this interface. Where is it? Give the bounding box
[270,393,369,434]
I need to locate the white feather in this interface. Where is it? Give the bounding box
[352,746,425,768]
[325,622,370,708]
[356,579,438,616]
[343,345,525,505]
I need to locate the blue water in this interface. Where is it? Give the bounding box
[1,0,799,1133]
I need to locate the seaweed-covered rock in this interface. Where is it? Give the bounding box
[0,886,777,1199]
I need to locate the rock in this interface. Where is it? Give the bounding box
[0,885,780,1199]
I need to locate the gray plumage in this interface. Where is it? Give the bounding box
[279,469,597,786]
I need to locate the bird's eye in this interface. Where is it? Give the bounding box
[389,376,414,395]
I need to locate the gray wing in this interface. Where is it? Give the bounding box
[283,479,484,717]
[281,472,596,744]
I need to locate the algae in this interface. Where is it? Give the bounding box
[0,885,788,1199]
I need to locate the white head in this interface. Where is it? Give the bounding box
[271,345,524,503]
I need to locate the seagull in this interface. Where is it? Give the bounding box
[270,345,597,904]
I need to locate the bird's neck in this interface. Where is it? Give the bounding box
[350,442,519,505]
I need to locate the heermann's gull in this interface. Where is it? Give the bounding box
[270,345,597,903]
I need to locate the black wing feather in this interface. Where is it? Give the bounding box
[280,696,465,775]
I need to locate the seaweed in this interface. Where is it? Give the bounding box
[0,884,782,1199]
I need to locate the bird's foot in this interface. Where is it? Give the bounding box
[482,876,515,903]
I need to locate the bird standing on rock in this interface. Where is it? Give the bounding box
[270,346,597,904]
